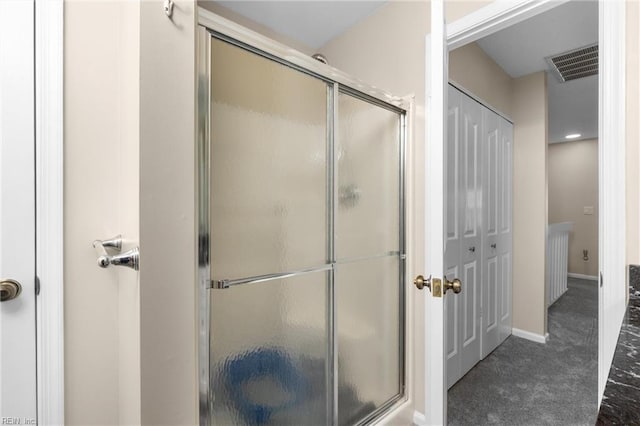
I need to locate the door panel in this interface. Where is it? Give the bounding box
[210,272,329,425]
[336,91,404,424]
[445,89,460,246]
[458,94,481,373]
[445,86,482,388]
[445,265,460,388]
[0,0,36,420]
[423,2,448,421]
[461,261,479,375]
[482,108,501,358]
[498,118,513,342]
[202,31,407,426]
[444,87,462,387]
[336,94,400,260]
[482,110,514,357]
[336,255,401,425]
[209,38,328,282]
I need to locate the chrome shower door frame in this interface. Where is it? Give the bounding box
[196,8,411,425]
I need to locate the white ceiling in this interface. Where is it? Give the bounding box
[213,0,598,144]
[475,1,598,143]
[215,1,386,49]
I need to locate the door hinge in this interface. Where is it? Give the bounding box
[35,275,41,296]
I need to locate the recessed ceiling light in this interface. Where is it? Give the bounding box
[565,133,581,139]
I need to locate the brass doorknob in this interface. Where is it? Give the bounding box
[444,277,462,294]
[0,279,22,302]
[414,274,431,291]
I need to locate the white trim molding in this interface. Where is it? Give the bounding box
[447,0,569,50]
[423,0,447,423]
[35,0,64,424]
[598,0,627,406]
[512,328,549,344]
[568,273,598,282]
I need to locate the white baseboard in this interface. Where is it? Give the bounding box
[512,328,549,344]
[413,411,427,426]
[568,272,598,281]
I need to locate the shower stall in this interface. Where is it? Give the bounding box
[197,12,410,425]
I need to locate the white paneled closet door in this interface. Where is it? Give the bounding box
[497,117,513,343]
[445,86,462,387]
[446,85,513,387]
[481,109,513,358]
[445,85,482,388]
[458,93,482,377]
[482,108,501,358]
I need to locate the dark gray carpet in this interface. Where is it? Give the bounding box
[447,278,598,425]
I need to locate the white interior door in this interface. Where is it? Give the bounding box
[444,86,462,387]
[497,117,513,344]
[482,108,501,357]
[423,0,448,424]
[0,0,37,421]
[481,109,513,358]
[445,86,482,389]
[456,91,482,381]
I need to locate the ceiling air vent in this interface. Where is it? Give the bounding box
[546,43,598,82]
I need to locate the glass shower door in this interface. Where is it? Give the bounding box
[335,92,403,425]
[199,29,406,426]
[207,37,331,425]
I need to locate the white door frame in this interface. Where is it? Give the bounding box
[35,0,64,424]
[426,0,626,420]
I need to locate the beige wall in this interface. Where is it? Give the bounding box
[512,71,548,336]
[549,139,599,277]
[449,42,513,117]
[64,1,140,424]
[139,1,198,424]
[626,0,640,268]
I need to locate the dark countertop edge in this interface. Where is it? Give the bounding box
[596,265,640,425]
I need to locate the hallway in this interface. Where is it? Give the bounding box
[447,278,598,425]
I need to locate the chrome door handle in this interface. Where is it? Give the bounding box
[468,246,476,253]
[491,243,497,249]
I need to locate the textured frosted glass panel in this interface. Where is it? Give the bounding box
[211,271,328,425]
[336,256,401,425]
[336,94,400,260]
[210,38,327,281]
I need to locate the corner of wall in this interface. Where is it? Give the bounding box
[139,1,198,424]
[448,42,514,118]
[64,1,142,423]
[512,71,548,337]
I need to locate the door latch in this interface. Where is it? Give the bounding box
[414,274,462,297]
